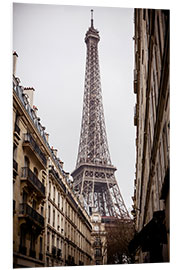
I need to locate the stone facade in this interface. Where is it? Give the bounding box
[13,53,93,268]
[130,9,170,263]
[45,152,92,267]
[91,212,107,265]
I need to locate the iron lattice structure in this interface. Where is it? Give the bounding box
[72,11,130,219]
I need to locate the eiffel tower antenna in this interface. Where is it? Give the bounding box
[71,10,130,219]
[91,9,94,28]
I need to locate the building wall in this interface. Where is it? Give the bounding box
[91,212,107,265]
[13,74,48,268]
[13,54,93,268]
[45,155,92,267]
[132,9,169,263]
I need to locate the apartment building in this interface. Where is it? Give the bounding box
[129,9,169,263]
[13,52,93,267]
[13,52,48,268]
[45,149,92,267]
[91,212,107,265]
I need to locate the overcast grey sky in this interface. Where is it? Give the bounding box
[13,3,135,212]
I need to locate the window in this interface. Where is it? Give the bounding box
[95,248,101,257]
[47,231,50,251]
[52,234,55,246]
[49,181,51,198]
[58,192,60,208]
[53,186,55,202]
[46,257,49,266]
[143,9,146,20]
[20,225,26,248]
[42,170,46,186]
[24,156,30,168]
[40,237,43,254]
[53,209,55,227]
[65,222,67,236]
[61,198,63,211]
[57,214,60,230]
[57,237,59,248]
[142,49,144,65]
[48,205,51,223]
[32,199,36,210]
[33,167,38,177]
[41,206,44,216]
[30,233,36,252]
[163,125,168,167]
[22,190,27,203]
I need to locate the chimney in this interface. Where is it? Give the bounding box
[13,51,18,76]
[23,87,35,107]
[45,133,49,142]
[58,159,64,169]
[52,148,58,157]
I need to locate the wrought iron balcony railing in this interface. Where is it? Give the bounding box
[68,255,75,266]
[21,167,45,197]
[23,133,47,166]
[95,251,102,258]
[52,246,56,256]
[49,166,66,193]
[19,203,44,227]
[14,123,20,135]
[57,248,62,258]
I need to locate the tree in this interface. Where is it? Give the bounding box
[106,218,135,264]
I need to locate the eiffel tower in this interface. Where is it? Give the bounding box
[71,10,130,219]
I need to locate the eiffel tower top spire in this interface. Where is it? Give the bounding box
[91,9,94,28]
[85,10,100,44]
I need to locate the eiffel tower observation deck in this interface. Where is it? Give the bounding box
[71,10,130,219]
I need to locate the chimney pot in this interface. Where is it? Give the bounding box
[45,133,49,142]
[52,149,58,157]
[13,51,18,76]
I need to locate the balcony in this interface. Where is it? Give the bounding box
[49,166,66,193]
[134,79,137,94]
[14,123,21,143]
[23,133,47,168]
[52,246,56,257]
[93,238,102,248]
[57,248,62,258]
[21,167,45,198]
[15,123,20,135]
[67,255,75,266]
[19,203,44,229]
[95,252,102,259]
